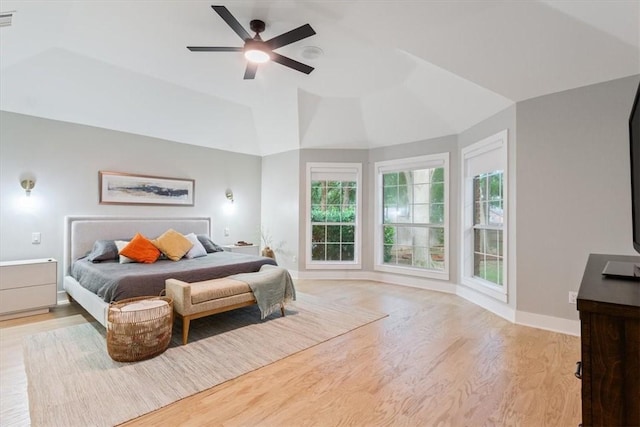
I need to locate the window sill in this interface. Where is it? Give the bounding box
[374,264,449,281]
[305,262,362,270]
[460,277,507,302]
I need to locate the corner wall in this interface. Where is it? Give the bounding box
[261,150,300,271]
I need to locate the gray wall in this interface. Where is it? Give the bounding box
[261,150,300,271]
[516,75,639,320]
[0,111,263,289]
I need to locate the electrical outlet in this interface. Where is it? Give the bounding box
[292,255,297,263]
[568,291,578,304]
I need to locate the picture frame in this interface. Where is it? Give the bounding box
[99,171,195,206]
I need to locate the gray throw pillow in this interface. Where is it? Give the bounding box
[196,235,224,253]
[86,240,119,262]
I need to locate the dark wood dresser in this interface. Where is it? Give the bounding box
[577,254,640,427]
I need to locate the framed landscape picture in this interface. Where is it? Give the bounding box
[99,171,195,206]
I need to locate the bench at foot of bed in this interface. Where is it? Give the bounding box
[165,276,285,345]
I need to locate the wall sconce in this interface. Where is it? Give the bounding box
[225,189,234,203]
[21,179,35,196]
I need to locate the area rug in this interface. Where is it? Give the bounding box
[23,293,386,427]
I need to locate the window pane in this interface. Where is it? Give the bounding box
[430,182,444,204]
[489,201,503,226]
[395,246,412,265]
[431,167,444,183]
[384,187,398,205]
[413,246,428,268]
[383,173,398,186]
[346,187,356,204]
[413,169,430,184]
[326,225,340,242]
[326,244,341,261]
[341,225,355,243]
[311,244,325,261]
[311,205,325,222]
[311,181,324,204]
[341,205,355,223]
[430,203,444,224]
[413,184,429,203]
[398,186,409,205]
[413,204,429,223]
[383,205,397,223]
[341,244,354,261]
[473,228,503,286]
[311,225,325,243]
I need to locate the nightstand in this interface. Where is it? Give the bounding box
[222,244,260,256]
[0,258,57,320]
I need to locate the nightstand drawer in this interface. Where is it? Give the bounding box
[223,245,260,256]
[0,259,56,290]
[0,283,57,314]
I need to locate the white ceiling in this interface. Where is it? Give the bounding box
[1,1,638,156]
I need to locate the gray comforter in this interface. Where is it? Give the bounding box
[71,252,277,302]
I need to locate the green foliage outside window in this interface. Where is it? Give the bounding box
[311,180,357,262]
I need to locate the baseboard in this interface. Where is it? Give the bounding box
[515,310,580,336]
[57,290,70,305]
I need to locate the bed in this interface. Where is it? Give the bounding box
[63,216,276,327]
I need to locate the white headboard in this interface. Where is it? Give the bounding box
[63,216,211,275]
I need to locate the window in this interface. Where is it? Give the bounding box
[306,163,362,269]
[375,153,449,280]
[473,171,504,285]
[461,130,508,301]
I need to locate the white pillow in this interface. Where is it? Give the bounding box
[184,233,207,259]
[114,240,135,264]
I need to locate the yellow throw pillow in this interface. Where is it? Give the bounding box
[152,229,193,261]
[119,233,160,264]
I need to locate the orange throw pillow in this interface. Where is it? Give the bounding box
[119,233,160,264]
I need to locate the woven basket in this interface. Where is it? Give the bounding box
[107,296,173,362]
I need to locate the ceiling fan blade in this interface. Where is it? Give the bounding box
[187,46,243,52]
[271,53,314,75]
[212,5,251,41]
[265,23,316,50]
[244,62,258,80]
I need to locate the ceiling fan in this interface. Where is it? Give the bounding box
[187,5,317,80]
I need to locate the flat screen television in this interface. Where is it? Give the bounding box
[602,80,640,279]
[630,81,640,254]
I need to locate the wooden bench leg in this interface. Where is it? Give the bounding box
[182,317,191,345]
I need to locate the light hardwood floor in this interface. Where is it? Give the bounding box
[0,280,581,426]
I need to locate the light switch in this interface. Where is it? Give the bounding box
[224,227,230,237]
[32,232,41,244]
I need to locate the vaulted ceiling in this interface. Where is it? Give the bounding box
[1,1,638,156]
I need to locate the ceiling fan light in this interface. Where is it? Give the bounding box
[244,49,270,64]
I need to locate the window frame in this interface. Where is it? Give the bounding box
[305,162,362,270]
[460,130,508,302]
[374,153,450,280]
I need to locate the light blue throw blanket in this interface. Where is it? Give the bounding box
[229,264,296,319]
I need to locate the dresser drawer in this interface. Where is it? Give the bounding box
[0,283,57,314]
